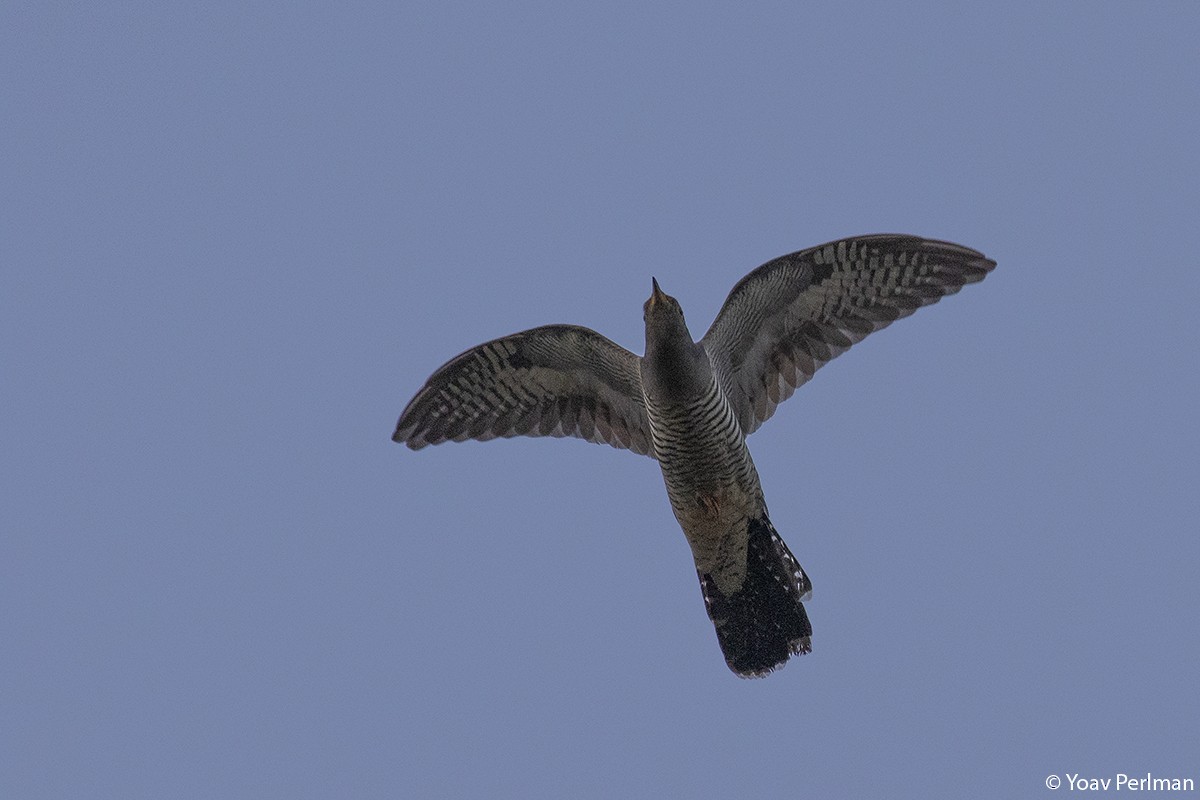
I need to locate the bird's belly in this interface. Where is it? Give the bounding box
[657,437,758,519]
[650,403,765,587]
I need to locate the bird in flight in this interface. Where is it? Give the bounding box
[393,234,995,677]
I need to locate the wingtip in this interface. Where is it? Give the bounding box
[392,424,421,448]
[963,253,998,282]
[924,236,997,272]
[914,236,996,282]
[393,434,430,451]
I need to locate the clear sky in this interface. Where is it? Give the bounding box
[3,3,1198,798]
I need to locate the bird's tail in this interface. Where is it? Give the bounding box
[699,516,812,678]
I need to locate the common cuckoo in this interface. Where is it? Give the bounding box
[393,234,995,677]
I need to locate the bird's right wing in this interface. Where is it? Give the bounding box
[394,324,656,457]
[702,235,995,436]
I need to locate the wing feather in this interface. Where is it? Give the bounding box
[394,324,655,457]
[702,235,995,435]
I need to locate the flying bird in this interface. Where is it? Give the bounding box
[393,234,995,677]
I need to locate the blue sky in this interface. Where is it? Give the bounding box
[3,3,1198,798]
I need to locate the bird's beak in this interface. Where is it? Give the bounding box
[649,277,666,309]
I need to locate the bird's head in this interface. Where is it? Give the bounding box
[643,277,689,338]
[641,278,707,399]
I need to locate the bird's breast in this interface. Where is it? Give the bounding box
[644,377,762,524]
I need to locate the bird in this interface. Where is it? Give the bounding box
[393,234,995,677]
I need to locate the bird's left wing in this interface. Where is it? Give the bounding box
[394,324,656,457]
[701,235,995,436]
